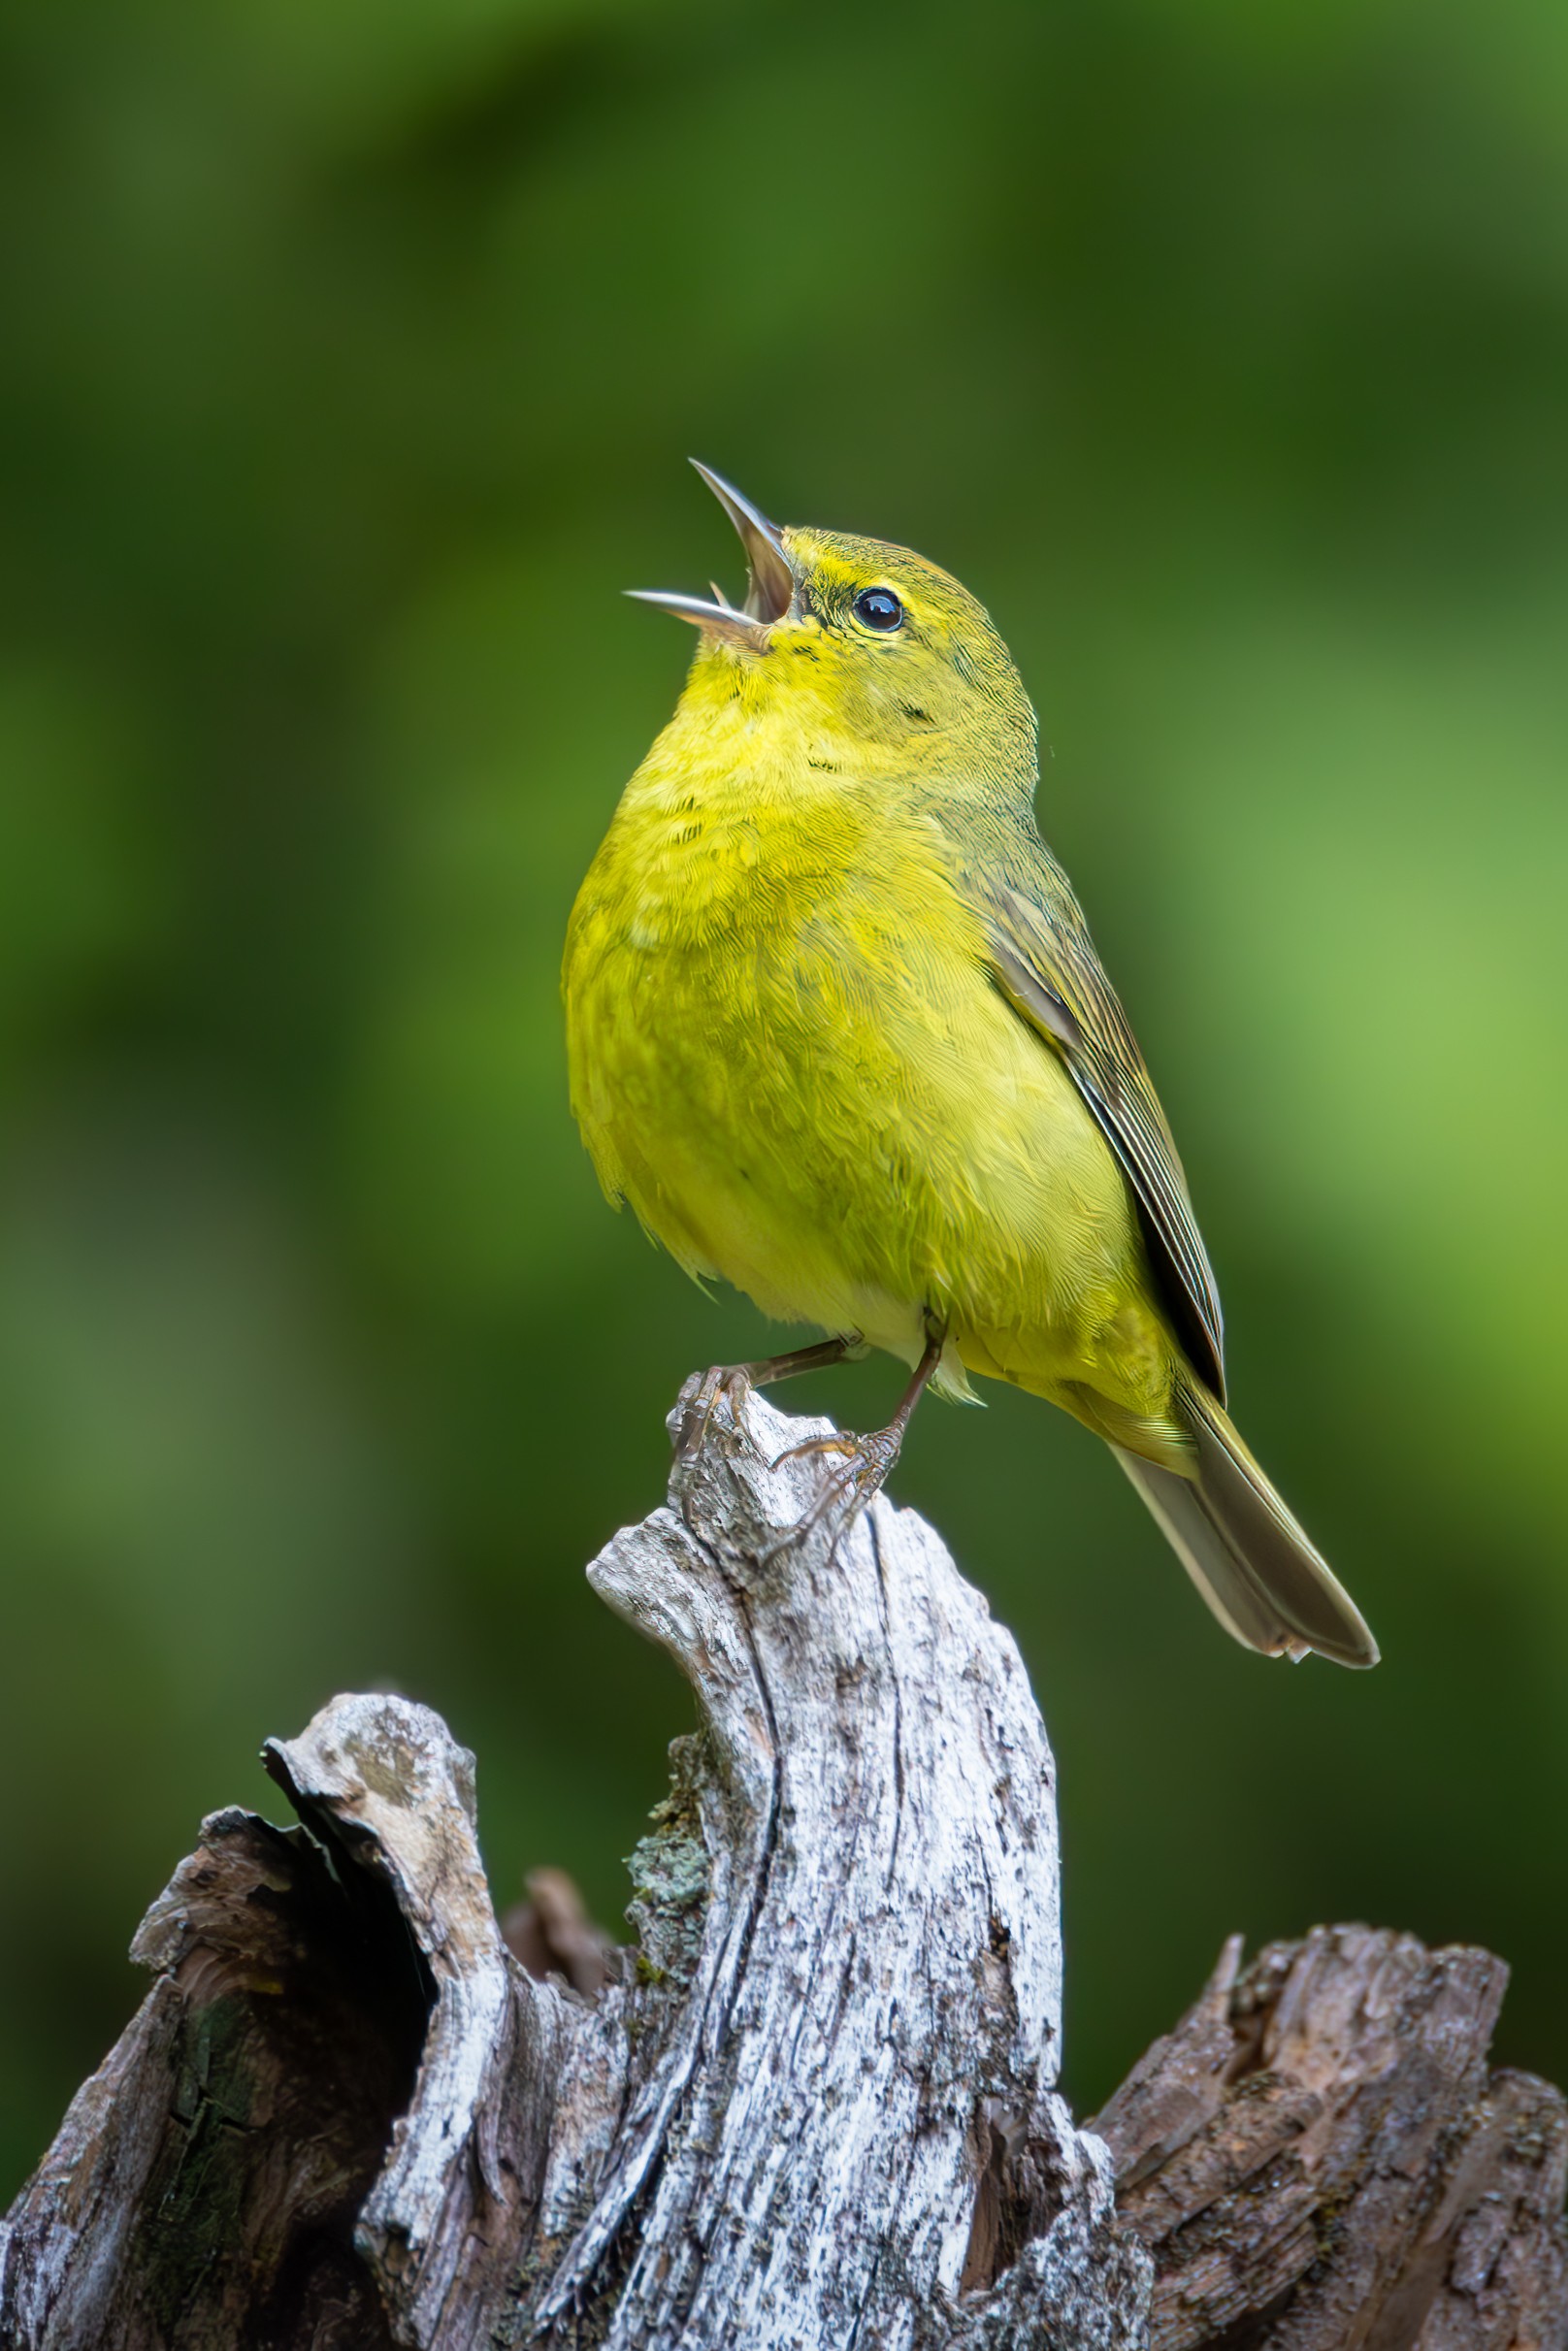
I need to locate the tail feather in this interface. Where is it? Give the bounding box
[1116,1386,1379,1669]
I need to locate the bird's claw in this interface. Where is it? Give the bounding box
[761,1426,904,1562]
[676,1363,755,1460]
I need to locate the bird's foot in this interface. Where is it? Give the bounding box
[675,1335,867,1462]
[675,1363,756,1460]
[762,1423,906,1560]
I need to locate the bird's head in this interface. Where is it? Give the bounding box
[631,464,1037,783]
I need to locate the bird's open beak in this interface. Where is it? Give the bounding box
[627,462,794,647]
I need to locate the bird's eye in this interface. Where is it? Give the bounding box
[852,586,904,632]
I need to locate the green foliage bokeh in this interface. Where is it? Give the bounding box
[3,0,1566,2194]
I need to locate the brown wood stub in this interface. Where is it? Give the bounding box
[1092,1924,1568,2350]
[0,1807,422,2350]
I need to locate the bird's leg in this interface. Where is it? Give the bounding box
[767,1326,945,1551]
[676,1333,866,1458]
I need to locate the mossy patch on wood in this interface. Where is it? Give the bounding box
[624,1731,709,1988]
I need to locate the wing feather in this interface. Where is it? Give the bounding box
[979,874,1227,1400]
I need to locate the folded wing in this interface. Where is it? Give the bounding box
[973,867,1227,1401]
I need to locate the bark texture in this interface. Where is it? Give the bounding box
[1093,1928,1568,2349]
[1,1388,1562,2350]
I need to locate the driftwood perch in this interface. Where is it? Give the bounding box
[2,1388,1563,2348]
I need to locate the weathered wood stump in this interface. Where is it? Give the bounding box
[2,1388,1563,2348]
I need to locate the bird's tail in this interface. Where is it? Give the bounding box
[1115,1384,1379,1668]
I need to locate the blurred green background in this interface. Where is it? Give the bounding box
[4,0,1567,2198]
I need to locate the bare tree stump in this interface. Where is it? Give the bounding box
[2,1388,1563,2349]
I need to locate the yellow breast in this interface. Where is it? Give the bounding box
[564,670,1165,1429]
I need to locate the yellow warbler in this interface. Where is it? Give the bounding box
[564,464,1377,1667]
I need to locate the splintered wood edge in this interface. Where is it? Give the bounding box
[261,1691,563,2344]
[0,1806,413,2351]
[1094,1924,1568,2351]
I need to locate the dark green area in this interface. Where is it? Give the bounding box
[2,0,1566,2198]
[146,1997,258,2331]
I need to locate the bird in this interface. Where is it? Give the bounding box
[563,463,1378,1668]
